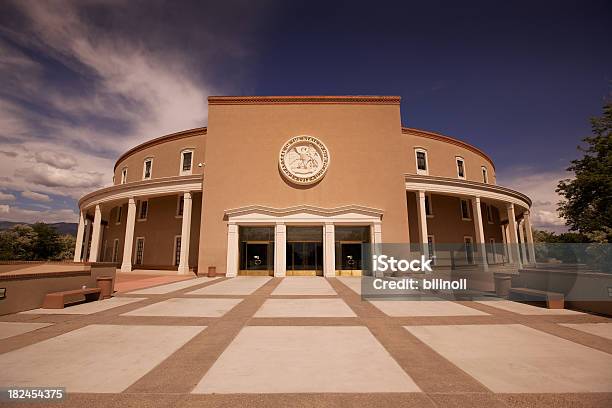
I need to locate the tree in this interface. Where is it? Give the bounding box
[557,101,612,241]
[0,224,36,260]
[31,222,62,260]
[0,223,75,261]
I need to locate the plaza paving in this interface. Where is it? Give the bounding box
[0,276,611,407]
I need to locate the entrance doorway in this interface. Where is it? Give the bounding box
[286,226,323,276]
[239,226,274,276]
[335,226,370,276]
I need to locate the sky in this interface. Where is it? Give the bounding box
[0,0,610,232]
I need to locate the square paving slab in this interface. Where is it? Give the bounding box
[475,299,584,315]
[336,276,362,294]
[271,277,337,295]
[0,324,204,393]
[193,326,420,393]
[370,299,488,316]
[0,322,52,340]
[122,297,243,317]
[406,324,612,393]
[187,276,271,295]
[255,298,356,318]
[126,277,220,295]
[560,323,612,340]
[21,297,146,315]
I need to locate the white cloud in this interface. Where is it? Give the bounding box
[0,192,16,201]
[0,206,78,223]
[497,167,571,233]
[21,190,52,202]
[34,151,77,170]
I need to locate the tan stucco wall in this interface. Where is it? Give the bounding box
[113,133,205,184]
[401,130,496,183]
[199,102,411,273]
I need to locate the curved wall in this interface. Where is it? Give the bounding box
[113,128,206,184]
[401,128,496,184]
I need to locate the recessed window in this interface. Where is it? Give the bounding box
[415,148,428,175]
[174,236,182,266]
[464,236,474,264]
[138,200,148,221]
[135,237,145,265]
[176,194,184,217]
[486,204,494,223]
[112,239,119,263]
[427,235,436,264]
[460,199,471,220]
[115,206,122,224]
[425,194,433,217]
[456,157,466,179]
[180,150,194,175]
[143,158,153,180]
[481,166,488,183]
[121,168,128,184]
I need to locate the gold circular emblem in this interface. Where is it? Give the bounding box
[279,135,330,185]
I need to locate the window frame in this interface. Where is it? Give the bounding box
[414,148,429,175]
[425,193,434,218]
[173,235,182,266]
[179,149,194,176]
[481,166,488,184]
[143,158,153,180]
[134,237,145,265]
[486,203,494,224]
[176,194,184,218]
[464,236,474,264]
[112,238,119,263]
[115,205,122,225]
[456,156,466,179]
[138,199,148,221]
[460,198,471,221]
[120,167,128,184]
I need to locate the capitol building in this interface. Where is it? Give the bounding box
[74,96,535,277]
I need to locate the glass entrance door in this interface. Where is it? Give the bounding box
[286,226,323,276]
[239,226,274,276]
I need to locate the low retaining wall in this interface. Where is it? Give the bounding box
[0,263,117,315]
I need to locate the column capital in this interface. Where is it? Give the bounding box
[471,196,481,203]
[506,202,514,210]
[128,197,136,205]
[523,209,530,216]
[183,191,192,200]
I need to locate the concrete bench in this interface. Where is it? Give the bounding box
[509,287,564,309]
[42,288,102,309]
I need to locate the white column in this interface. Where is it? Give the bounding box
[121,198,137,272]
[524,210,536,264]
[88,205,102,263]
[518,218,528,265]
[73,210,85,262]
[371,221,383,277]
[274,223,286,277]
[225,222,239,277]
[471,197,488,269]
[177,192,192,274]
[82,219,92,261]
[323,223,336,277]
[416,191,429,259]
[501,224,508,262]
[506,203,521,266]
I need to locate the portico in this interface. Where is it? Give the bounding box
[223,205,383,278]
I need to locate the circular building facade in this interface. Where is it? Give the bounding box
[76,95,534,276]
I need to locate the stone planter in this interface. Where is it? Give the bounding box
[494,274,512,298]
[96,276,114,299]
[207,266,216,278]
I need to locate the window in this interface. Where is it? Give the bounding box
[460,199,471,220]
[482,166,488,183]
[486,204,494,223]
[135,237,145,265]
[121,168,128,184]
[456,157,465,179]
[425,193,433,217]
[489,238,496,262]
[138,200,148,221]
[174,236,182,266]
[415,148,428,175]
[180,150,194,175]
[115,206,122,224]
[427,235,436,264]
[112,239,119,263]
[464,236,474,264]
[143,158,153,180]
[176,195,184,217]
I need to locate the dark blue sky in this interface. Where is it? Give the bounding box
[0,0,610,229]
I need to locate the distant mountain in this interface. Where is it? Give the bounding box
[0,221,78,236]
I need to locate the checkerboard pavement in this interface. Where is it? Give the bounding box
[1,276,611,407]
